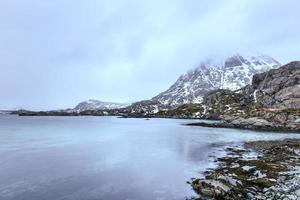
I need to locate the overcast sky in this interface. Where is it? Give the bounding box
[0,0,299,110]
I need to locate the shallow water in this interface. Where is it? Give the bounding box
[0,115,299,200]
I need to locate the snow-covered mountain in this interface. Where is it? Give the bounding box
[127,53,281,114]
[74,100,129,112]
[152,54,281,106]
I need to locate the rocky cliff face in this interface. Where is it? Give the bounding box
[156,103,204,119]
[252,61,300,109]
[202,89,250,119]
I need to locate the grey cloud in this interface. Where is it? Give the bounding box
[0,0,299,110]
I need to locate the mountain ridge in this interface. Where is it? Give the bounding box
[74,99,129,112]
[152,53,280,105]
[14,52,282,116]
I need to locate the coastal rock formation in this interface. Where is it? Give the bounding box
[124,100,168,116]
[252,61,300,109]
[201,88,254,119]
[156,103,204,118]
[191,139,300,200]
[187,61,300,131]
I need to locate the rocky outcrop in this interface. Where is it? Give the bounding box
[153,87,255,119]
[252,61,300,109]
[156,103,204,119]
[190,139,300,200]
[187,113,300,132]
[123,100,169,116]
[202,88,254,119]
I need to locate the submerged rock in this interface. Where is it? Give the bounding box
[192,179,230,197]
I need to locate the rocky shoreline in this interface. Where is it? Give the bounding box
[186,117,300,132]
[189,139,300,200]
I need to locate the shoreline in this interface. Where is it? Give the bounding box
[10,111,300,132]
[190,139,300,200]
[186,120,300,133]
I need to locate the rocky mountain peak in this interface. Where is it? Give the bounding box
[151,53,281,107]
[224,54,248,68]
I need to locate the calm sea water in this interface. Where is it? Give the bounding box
[0,115,299,200]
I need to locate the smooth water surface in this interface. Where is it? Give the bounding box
[0,115,299,200]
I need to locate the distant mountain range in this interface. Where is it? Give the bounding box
[14,56,300,132]
[15,53,282,114]
[74,100,129,112]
